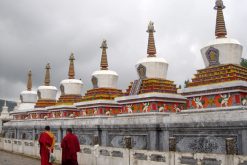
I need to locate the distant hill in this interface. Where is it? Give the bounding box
[0,99,17,113]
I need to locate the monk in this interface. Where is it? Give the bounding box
[39,126,56,165]
[61,128,80,165]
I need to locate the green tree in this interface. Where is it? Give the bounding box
[241,58,247,68]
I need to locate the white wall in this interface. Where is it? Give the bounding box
[1,138,247,165]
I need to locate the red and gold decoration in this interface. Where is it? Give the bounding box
[82,88,122,101]
[35,99,57,108]
[188,64,247,87]
[125,78,177,95]
[57,95,82,105]
[79,106,122,116]
[121,102,185,114]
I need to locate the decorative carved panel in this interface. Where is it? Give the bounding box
[76,133,93,145]
[137,64,146,79]
[20,95,23,103]
[150,154,166,162]
[109,135,147,149]
[37,90,41,99]
[60,84,65,95]
[111,151,123,158]
[206,47,220,66]
[133,153,147,160]
[91,76,98,88]
[201,158,221,165]
[180,156,197,165]
[175,135,232,153]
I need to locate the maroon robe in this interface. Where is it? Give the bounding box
[61,133,80,165]
[39,132,54,165]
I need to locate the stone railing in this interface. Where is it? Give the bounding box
[1,138,247,165]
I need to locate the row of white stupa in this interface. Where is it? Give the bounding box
[12,0,244,114]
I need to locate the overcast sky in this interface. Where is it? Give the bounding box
[0,0,247,101]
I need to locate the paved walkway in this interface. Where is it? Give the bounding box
[0,150,40,165]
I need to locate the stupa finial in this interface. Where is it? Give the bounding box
[27,70,32,91]
[146,21,156,57]
[4,100,6,107]
[214,0,227,38]
[100,40,108,70]
[44,63,51,86]
[68,53,75,79]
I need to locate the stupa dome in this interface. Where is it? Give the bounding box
[37,86,57,100]
[20,90,37,103]
[92,70,118,88]
[201,38,243,67]
[60,79,83,95]
[136,57,168,79]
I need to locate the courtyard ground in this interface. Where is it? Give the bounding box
[0,150,40,165]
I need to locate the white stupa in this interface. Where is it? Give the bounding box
[0,100,11,120]
[135,21,168,79]
[37,63,57,101]
[11,70,37,118]
[60,53,83,96]
[19,71,37,111]
[48,54,82,118]
[91,40,118,89]
[201,0,243,67]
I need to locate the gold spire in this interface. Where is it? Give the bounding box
[68,53,75,79]
[44,63,51,86]
[214,0,227,38]
[100,40,108,70]
[146,21,156,57]
[27,70,32,91]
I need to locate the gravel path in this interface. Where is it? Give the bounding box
[0,150,40,165]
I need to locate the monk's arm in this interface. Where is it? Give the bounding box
[50,135,56,149]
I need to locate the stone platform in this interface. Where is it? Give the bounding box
[3,106,247,155]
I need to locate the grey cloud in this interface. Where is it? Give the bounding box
[0,0,247,100]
